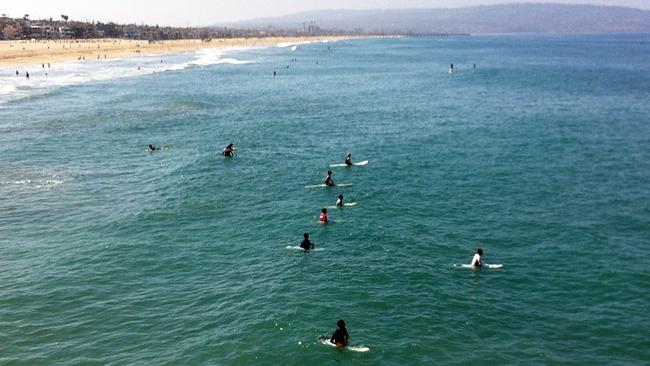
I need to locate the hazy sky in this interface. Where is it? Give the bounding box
[2,0,649,26]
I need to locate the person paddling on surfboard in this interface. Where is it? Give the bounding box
[330,320,349,349]
[336,194,344,207]
[324,170,335,187]
[471,248,483,268]
[345,153,352,166]
[223,143,235,157]
[148,144,158,152]
[320,208,328,223]
[300,232,314,251]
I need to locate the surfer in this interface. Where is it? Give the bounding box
[336,194,344,207]
[300,232,314,250]
[147,144,158,151]
[449,63,454,73]
[345,153,352,166]
[330,320,349,349]
[324,170,335,187]
[471,248,483,268]
[223,143,235,157]
[320,208,328,223]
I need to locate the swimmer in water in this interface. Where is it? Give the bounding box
[345,153,352,166]
[336,194,344,207]
[320,208,328,223]
[471,248,483,268]
[223,143,235,157]
[324,170,335,187]
[148,144,158,151]
[300,232,314,251]
[330,320,349,349]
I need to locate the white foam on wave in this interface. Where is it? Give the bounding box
[0,46,256,105]
[277,39,331,49]
[1,178,65,189]
[277,41,312,48]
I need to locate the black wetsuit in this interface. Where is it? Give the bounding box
[330,327,349,345]
[300,239,313,250]
[325,177,335,187]
[345,157,352,166]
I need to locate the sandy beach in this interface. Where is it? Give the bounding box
[0,36,354,68]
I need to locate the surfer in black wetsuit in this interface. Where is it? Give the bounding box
[471,248,483,268]
[330,319,349,349]
[345,153,352,166]
[223,143,235,157]
[324,170,335,187]
[336,194,344,207]
[300,233,314,251]
[148,144,157,151]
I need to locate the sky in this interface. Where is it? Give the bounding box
[2,0,649,26]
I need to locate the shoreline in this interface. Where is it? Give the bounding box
[0,36,356,69]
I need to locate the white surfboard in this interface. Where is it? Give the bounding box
[325,202,357,209]
[453,263,503,269]
[318,337,369,352]
[146,146,172,152]
[286,246,323,251]
[305,183,353,188]
[330,160,369,167]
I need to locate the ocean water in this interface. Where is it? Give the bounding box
[1,35,649,365]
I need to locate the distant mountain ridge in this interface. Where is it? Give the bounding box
[220,3,650,34]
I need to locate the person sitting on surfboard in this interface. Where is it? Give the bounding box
[324,170,335,187]
[471,248,483,268]
[320,208,328,223]
[300,232,314,250]
[222,143,235,157]
[330,320,349,349]
[345,153,352,166]
[336,194,344,207]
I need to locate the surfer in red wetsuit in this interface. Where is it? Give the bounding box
[320,208,328,223]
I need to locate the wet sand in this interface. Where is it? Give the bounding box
[0,36,354,68]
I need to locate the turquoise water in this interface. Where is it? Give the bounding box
[1,35,649,365]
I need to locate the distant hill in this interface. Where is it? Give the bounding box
[220,3,650,34]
